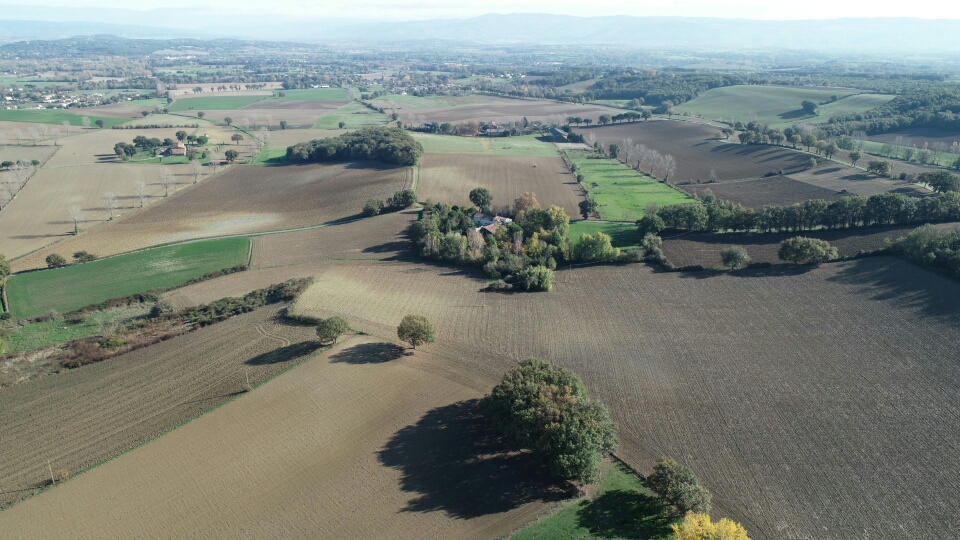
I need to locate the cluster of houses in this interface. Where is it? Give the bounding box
[472,213,513,236]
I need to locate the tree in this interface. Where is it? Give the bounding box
[224,117,233,126]
[338,121,346,129]
[515,265,555,291]
[647,458,712,514]
[103,192,117,220]
[362,198,384,217]
[197,111,205,119]
[68,205,82,235]
[823,143,839,159]
[72,250,97,263]
[574,232,619,262]
[134,180,147,208]
[158,167,175,197]
[662,154,677,182]
[514,192,541,214]
[801,134,817,152]
[94,119,104,129]
[672,512,751,540]
[778,237,838,265]
[316,316,350,344]
[190,159,203,184]
[388,188,417,208]
[806,157,818,170]
[720,246,750,269]
[480,358,618,483]
[849,150,862,167]
[46,253,67,268]
[224,149,239,162]
[279,120,288,130]
[397,314,435,349]
[175,130,187,142]
[468,187,493,210]
[598,114,612,125]
[801,99,819,115]
[608,143,620,159]
[578,198,598,219]
[866,160,892,177]
[918,170,960,193]
[231,134,244,145]
[0,253,10,284]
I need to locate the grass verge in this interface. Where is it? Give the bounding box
[568,221,643,249]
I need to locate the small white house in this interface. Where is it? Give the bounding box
[472,214,513,227]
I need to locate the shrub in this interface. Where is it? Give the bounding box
[45,254,67,268]
[720,246,751,269]
[72,250,97,263]
[486,279,510,291]
[778,237,838,265]
[35,310,61,322]
[672,511,750,540]
[515,265,554,291]
[647,458,712,514]
[362,199,384,217]
[389,188,417,208]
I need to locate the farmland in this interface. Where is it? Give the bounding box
[5,237,250,317]
[417,153,584,217]
[167,95,269,112]
[0,306,322,509]
[784,165,929,198]
[0,109,125,128]
[0,335,564,539]
[581,120,812,182]
[10,162,411,272]
[406,95,617,125]
[660,222,960,268]
[567,221,642,248]
[567,151,697,221]
[315,101,391,129]
[413,133,560,156]
[679,176,843,207]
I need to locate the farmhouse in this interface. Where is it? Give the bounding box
[472,214,513,227]
[167,142,187,156]
[476,223,500,236]
[549,127,568,142]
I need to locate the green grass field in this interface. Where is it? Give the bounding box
[273,88,350,101]
[253,143,288,164]
[6,238,250,318]
[509,461,674,540]
[315,102,391,129]
[167,95,268,112]
[568,221,643,249]
[2,306,150,353]
[370,94,449,109]
[413,133,560,157]
[674,85,883,127]
[0,109,126,127]
[568,152,698,222]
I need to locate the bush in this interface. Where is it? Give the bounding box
[515,265,554,291]
[720,246,750,269]
[389,188,417,208]
[486,279,510,291]
[316,316,350,344]
[672,512,750,540]
[480,358,618,483]
[778,237,838,265]
[362,199,384,217]
[34,310,61,322]
[72,250,97,263]
[647,458,712,514]
[573,232,619,263]
[45,254,67,268]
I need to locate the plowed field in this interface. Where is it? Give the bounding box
[582,120,811,182]
[0,335,563,539]
[11,163,411,271]
[679,176,843,207]
[410,95,616,125]
[786,165,928,197]
[418,154,584,217]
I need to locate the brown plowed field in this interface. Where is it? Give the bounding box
[250,210,415,268]
[661,222,960,268]
[418,154,584,216]
[412,95,616,125]
[277,257,960,540]
[0,335,564,539]
[787,164,929,197]
[11,163,411,271]
[0,305,320,509]
[582,120,812,182]
[680,176,843,207]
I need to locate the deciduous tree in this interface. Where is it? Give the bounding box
[647,458,712,514]
[778,236,838,265]
[316,316,350,344]
[469,187,493,210]
[46,253,67,268]
[672,512,751,540]
[720,246,750,269]
[397,314,435,349]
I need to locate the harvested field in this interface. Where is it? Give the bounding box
[11,163,411,272]
[680,176,843,207]
[786,164,928,198]
[661,222,960,268]
[0,145,57,165]
[410,95,616,125]
[581,120,811,182]
[0,305,320,509]
[0,164,178,260]
[250,210,415,268]
[61,101,168,119]
[412,133,560,157]
[418,154,583,217]
[0,335,564,539]
[277,257,960,540]
[257,128,341,149]
[315,102,390,129]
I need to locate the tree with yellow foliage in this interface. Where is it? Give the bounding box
[672,512,750,540]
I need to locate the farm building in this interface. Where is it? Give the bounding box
[549,127,568,142]
[472,214,513,227]
[476,223,501,236]
[167,142,187,156]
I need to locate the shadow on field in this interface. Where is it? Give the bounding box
[378,399,572,518]
[576,488,674,539]
[329,341,408,363]
[362,239,409,254]
[246,341,323,365]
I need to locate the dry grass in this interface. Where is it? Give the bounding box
[0,334,563,539]
[11,163,411,271]
[418,154,584,217]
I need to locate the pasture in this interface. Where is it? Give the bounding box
[568,152,697,221]
[167,95,268,112]
[582,120,811,182]
[672,85,883,127]
[10,162,411,271]
[679,176,843,208]
[5,237,250,317]
[315,102,391,129]
[417,154,584,217]
[0,307,321,509]
[567,221,642,249]
[412,133,560,156]
[0,335,562,539]
[0,109,125,128]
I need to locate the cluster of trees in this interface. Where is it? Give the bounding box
[874,136,960,168]
[114,132,210,160]
[895,224,960,279]
[582,141,677,183]
[778,237,839,265]
[824,86,960,135]
[594,111,651,125]
[480,358,618,483]
[361,189,417,217]
[672,512,751,540]
[641,191,960,235]
[586,71,750,104]
[44,251,98,268]
[286,127,423,166]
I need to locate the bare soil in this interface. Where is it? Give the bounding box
[787,164,929,198]
[680,176,843,207]
[412,95,618,125]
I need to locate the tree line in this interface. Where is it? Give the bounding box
[285,127,423,166]
[639,190,960,235]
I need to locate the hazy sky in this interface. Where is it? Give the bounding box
[3,0,959,21]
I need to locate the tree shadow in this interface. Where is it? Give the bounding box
[329,341,408,363]
[362,240,409,254]
[245,341,323,365]
[377,399,573,519]
[777,109,811,120]
[576,488,675,539]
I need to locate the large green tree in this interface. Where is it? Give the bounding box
[469,187,493,210]
[778,237,838,265]
[0,253,10,283]
[397,314,435,349]
[918,170,960,193]
[647,458,712,514]
[316,316,351,344]
[480,358,618,484]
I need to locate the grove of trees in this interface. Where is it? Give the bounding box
[777,237,839,265]
[286,127,424,166]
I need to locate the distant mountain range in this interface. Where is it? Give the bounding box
[2,13,960,54]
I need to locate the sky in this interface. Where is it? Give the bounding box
[3,0,959,21]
